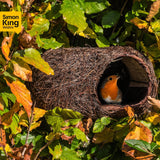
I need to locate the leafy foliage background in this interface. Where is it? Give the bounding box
[0,0,160,159]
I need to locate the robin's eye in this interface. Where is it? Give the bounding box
[109,77,112,81]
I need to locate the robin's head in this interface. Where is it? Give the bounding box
[105,75,120,85]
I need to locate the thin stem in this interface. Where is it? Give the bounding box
[33,138,55,160]
[21,101,36,157]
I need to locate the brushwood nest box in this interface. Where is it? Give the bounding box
[28,46,158,118]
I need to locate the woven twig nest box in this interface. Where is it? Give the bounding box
[28,46,158,118]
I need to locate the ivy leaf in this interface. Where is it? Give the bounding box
[93,117,111,133]
[73,128,88,142]
[5,78,32,117]
[48,144,62,159]
[36,35,63,49]
[84,0,110,14]
[60,146,81,160]
[60,0,88,33]
[27,16,50,36]
[102,10,120,29]
[13,48,54,75]
[11,59,32,82]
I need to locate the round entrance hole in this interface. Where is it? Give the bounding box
[97,56,149,106]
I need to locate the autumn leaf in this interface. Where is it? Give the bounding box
[92,127,114,144]
[8,143,33,160]
[146,112,160,125]
[1,37,10,61]
[147,96,160,112]
[12,59,32,82]
[146,0,160,21]
[1,101,20,126]
[0,117,6,147]
[5,78,32,117]
[0,97,5,111]
[124,105,135,118]
[122,121,152,159]
[0,0,13,7]
[13,48,54,75]
[130,17,149,30]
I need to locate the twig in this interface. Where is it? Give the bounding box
[33,138,55,160]
[112,0,129,34]
[21,101,36,157]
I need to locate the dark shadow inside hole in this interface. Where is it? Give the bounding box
[97,57,149,105]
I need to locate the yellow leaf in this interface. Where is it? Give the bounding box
[5,144,12,153]
[1,33,14,61]
[130,17,150,31]
[12,59,32,82]
[92,127,114,144]
[19,109,28,127]
[33,107,46,122]
[18,0,24,5]
[5,78,32,117]
[146,112,160,125]
[122,121,152,159]
[30,121,42,131]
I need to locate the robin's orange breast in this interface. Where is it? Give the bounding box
[101,81,119,101]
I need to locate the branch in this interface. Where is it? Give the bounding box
[33,138,55,160]
[21,101,36,157]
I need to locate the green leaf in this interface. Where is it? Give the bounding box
[102,10,120,29]
[3,71,17,81]
[61,108,83,120]
[49,144,62,159]
[27,16,50,36]
[151,20,160,36]
[73,128,88,142]
[45,110,64,133]
[93,118,105,133]
[60,146,81,160]
[84,0,110,14]
[101,117,111,126]
[93,117,111,133]
[36,35,63,49]
[46,4,61,19]
[0,54,6,66]
[9,114,20,135]
[60,0,88,33]
[96,36,110,47]
[125,139,151,154]
[13,48,54,75]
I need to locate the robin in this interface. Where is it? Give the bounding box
[100,75,122,104]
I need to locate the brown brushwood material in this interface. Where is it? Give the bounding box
[28,46,158,119]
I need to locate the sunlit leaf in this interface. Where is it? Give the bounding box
[60,0,88,33]
[0,0,13,7]
[12,59,32,82]
[48,144,62,159]
[13,48,54,75]
[33,107,46,122]
[130,17,149,30]
[1,37,10,61]
[27,17,50,36]
[122,121,152,159]
[92,127,114,144]
[36,35,63,49]
[102,10,120,28]
[73,128,88,142]
[18,0,24,5]
[84,0,110,14]
[60,146,81,160]
[5,78,32,117]
[146,112,160,125]
[146,0,160,21]
[0,97,5,111]
[30,121,42,131]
